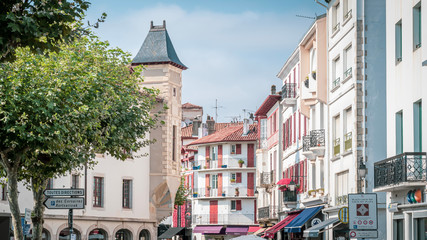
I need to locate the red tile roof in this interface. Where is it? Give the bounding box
[255,95,281,117]
[189,124,258,145]
[181,125,196,138]
[182,102,203,109]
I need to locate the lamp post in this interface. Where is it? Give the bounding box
[288,180,296,191]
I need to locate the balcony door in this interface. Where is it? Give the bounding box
[209,200,218,224]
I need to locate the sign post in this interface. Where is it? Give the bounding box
[348,193,378,238]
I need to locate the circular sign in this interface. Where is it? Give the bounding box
[338,207,349,224]
[311,218,322,226]
[363,220,368,225]
[350,231,356,237]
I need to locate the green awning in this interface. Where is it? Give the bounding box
[158,227,185,239]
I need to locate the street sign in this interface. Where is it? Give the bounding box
[349,193,378,230]
[43,197,84,209]
[349,230,378,238]
[311,218,322,226]
[43,188,84,197]
[338,207,349,224]
[25,208,31,222]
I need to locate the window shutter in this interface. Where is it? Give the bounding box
[283,123,286,149]
[247,173,254,196]
[299,111,301,140]
[236,144,242,154]
[205,174,210,197]
[218,173,223,196]
[304,117,307,136]
[236,173,242,183]
[206,146,210,168]
[293,113,296,143]
[290,117,292,145]
[236,200,242,210]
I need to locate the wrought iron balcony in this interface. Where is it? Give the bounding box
[310,129,325,148]
[344,132,352,152]
[193,213,255,225]
[261,171,273,186]
[282,190,297,203]
[333,138,341,156]
[302,130,325,158]
[344,67,353,81]
[332,77,340,89]
[303,136,311,152]
[336,195,348,206]
[281,83,296,99]
[257,205,279,221]
[374,152,427,191]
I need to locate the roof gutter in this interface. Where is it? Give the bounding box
[314,0,328,9]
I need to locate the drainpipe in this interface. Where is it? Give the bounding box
[278,102,283,217]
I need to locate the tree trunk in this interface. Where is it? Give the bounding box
[8,170,24,240]
[31,178,48,240]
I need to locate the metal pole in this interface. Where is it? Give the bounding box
[68,209,73,239]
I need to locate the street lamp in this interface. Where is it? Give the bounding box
[358,163,367,179]
[255,189,259,197]
[289,180,296,191]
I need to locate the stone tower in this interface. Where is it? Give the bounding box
[132,20,187,222]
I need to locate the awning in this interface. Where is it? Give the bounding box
[226,226,249,235]
[263,211,301,238]
[248,226,261,233]
[193,226,223,234]
[303,218,339,237]
[284,206,323,233]
[253,228,267,235]
[158,227,185,239]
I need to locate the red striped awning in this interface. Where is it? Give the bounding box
[263,211,301,238]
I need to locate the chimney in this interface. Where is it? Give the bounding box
[206,115,216,135]
[271,85,276,95]
[243,118,250,136]
[192,118,202,137]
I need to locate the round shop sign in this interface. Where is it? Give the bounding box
[311,218,322,226]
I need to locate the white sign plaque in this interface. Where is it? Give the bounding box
[43,197,84,209]
[43,188,84,197]
[348,194,377,230]
[349,230,378,238]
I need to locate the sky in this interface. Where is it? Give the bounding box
[85,0,326,123]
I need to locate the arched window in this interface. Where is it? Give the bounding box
[25,228,51,240]
[115,229,132,240]
[59,228,81,240]
[89,228,108,240]
[139,229,150,240]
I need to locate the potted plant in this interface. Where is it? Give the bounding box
[222,191,226,197]
[203,166,208,169]
[230,179,236,183]
[312,70,316,80]
[308,189,316,197]
[193,192,198,197]
[317,188,324,195]
[279,185,288,192]
[304,76,309,88]
[235,187,240,196]
[221,164,228,168]
[206,157,211,161]
[238,159,244,167]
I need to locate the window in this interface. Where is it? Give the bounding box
[343,0,350,20]
[123,179,132,209]
[172,125,177,161]
[231,173,236,183]
[344,107,353,151]
[393,219,404,240]
[173,87,176,97]
[72,174,79,189]
[211,174,218,189]
[415,217,427,240]
[332,56,341,89]
[395,20,402,63]
[231,144,236,154]
[310,47,317,73]
[333,115,341,156]
[413,2,422,49]
[414,101,422,152]
[396,111,403,154]
[211,146,217,160]
[344,45,353,80]
[1,184,6,201]
[231,200,241,211]
[335,171,349,205]
[332,2,340,33]
[93,177,104,207]
[272,112,277,132]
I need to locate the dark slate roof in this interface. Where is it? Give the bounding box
[132,21,187,70]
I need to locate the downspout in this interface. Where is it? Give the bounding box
[278,101,283,215]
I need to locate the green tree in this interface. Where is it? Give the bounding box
[0,0,92,62]
[0,33,161,240]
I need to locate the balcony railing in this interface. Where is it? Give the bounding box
[192,186,255,198]
[257,205,279,220]
[333,138,340,156]
[310,129,325,148]
[303,135,311,152]
[344,9,352,21]
[332,77,340,89]
[374,152,427,189]
[281,83,296,99]
[195,157,250,170]
[261,171,273,185]
[282,190,297,203]
[344,67,352,80]
[336,195,348,206]
[193,213,255,225]
[333,23,340,33]
[344,132,352,152]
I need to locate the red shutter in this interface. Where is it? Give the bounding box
[247,173,254,196]
[218,173,223,196]
[299,111,301,140]
[236,144,242,154]
[236,173,242,183]
[304,117,307,136]
[218,145,223,167]
[283,123,286,149]
[210,200,218,224]
[247,144,254,167]
[206,146,210,168]
[297,63,300,89]
[290,117,292,145]
[236,200,242,210]
[205,174,210,197]
[254,200,257,224]
[293,113,296,143]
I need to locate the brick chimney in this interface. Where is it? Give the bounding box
[192,117,202,137]
[206,115,216,135]
[271,85,276,95]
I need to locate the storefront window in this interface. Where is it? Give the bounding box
[393,219,404,240]
[416,218,427,240]
[89,228,108,240]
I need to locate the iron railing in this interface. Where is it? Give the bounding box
[334,138,341,156]
[374,152,427,188]
[336,195,348,205]
[344,67,352,80]
[332,77,340,89]
[282,190,297,203]
[310,129,325,147]
[195,157,249,170]
[344,9,352,20]
[303,135,311,152]
[192,186,254,198]
[344,132,352,152]
[261,171,273,185]
[257,205,279,220]
[333,23,340,33]
[281,83,296,99]
[193,213,255,225]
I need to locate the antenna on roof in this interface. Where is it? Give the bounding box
[296,14,316,20]
[212,99,224,122]
[242,109,255,119]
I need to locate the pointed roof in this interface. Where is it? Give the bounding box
[132,21,187,70]
[188,124,258,145]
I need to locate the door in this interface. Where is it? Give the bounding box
[209,200,218,224]
[247,144,254,167]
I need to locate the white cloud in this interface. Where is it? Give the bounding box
[91,4,315,122]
